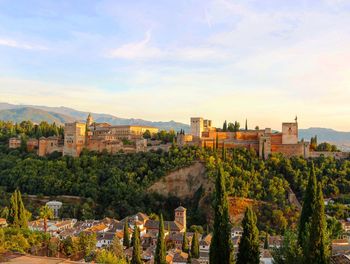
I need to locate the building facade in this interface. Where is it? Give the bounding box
[186,117,311,158]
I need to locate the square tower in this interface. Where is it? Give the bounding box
[63,122,86,157]
[190,117,204,138]
[282,122,298,144]
[174,206,187,231]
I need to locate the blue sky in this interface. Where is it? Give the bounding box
[0,0,350,130]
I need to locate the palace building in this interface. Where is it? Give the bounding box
[179,117,310,158]
[9,114,159,157]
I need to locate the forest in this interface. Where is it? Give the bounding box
[1,120,350,235]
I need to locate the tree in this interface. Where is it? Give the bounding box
[234,121,240,132]
[307,183,330,264]
[8,190,29,228]
[245,119,248,131]
[155,214,166,264]
[78,232,96,258]
[143,130,151,139]
[112,236,125,260]
[97,249,127,264]
[236,207,260,264]
[209,165,233,264]
[272,230,303,264]
[264,233,269,249]
[39,205,54,233]
[131,227,142,264]
[298,162,317,250]
[62,236,78,256]
[191,232,199,259]
[123,219,130,248]
[182,230,189,253]
[223,121,227,132]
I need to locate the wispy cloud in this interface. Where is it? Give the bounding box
[0,37,48,50]
[109,30,228,61]
[109,30,163,59]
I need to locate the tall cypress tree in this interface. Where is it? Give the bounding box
[191,232,199,259]
[298,162,317,249]
[307,183,330,264]
[131,227,142,264]
[223,120,227,132]
[209,165,233,264]
[123,219,130,248]
[236,207,260,264]
[8,190,19,227]
[18,190,28,228]
[182,230,189,253]
[155,214,166,264]
[245,119,248,131]
[8,190,28,228]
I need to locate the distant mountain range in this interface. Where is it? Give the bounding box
[0,102,190,132]
[1,102,349,150]
[299,128,350,151]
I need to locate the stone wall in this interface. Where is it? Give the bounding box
[309,151,349,159]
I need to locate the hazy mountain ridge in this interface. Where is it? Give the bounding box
[0,102,190,131]
[0,107,75,124]
[1,103,349,148]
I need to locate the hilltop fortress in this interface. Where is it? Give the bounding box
[179,117,311,158]
[9,114,159,157]
[9,114,348,159]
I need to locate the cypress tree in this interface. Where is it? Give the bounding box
[222,144,226,161]
[131,227,142,264]
[236,207,260,264]
[182,230,189,253]
[191,232,199,259]
[209,165,233,264]
[8,190,28,228]
[123,219,130,248]
[298,162,317,249]
[223,120,227,132]
[307,183,330,264]
[245,119,248,131]
[8,190,19,226]
[264,233,269,249]
[215,134,219,150]
[155,214,166,264]
[18,190,28,228]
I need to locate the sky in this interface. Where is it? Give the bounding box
[0,0,350,130]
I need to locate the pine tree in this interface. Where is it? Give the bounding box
[307,183,330,264]
[123,219,130,248]
[209,165,233,264]
[191,232,199,259]
[154,214,166,264]
[131,227,142,264]
[236,207,260,264]
[298,162,317,250]
[182,230,189,253]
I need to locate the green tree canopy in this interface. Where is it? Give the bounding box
[154,214,166,264]
[236,207,260,264]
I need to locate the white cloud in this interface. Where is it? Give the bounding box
[0,37,48,50]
